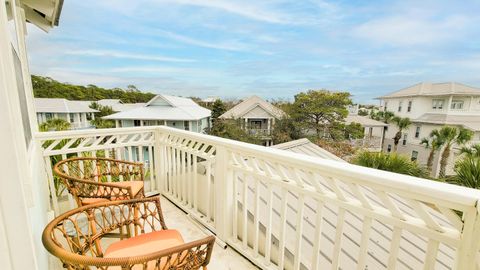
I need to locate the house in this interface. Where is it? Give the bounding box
[378,82,480,176]
[34,98,98,130]
[104,95,211,133]
[219,95,285,146]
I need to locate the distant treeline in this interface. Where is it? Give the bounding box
[32,75,156,103]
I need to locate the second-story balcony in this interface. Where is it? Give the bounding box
[36,126,480,270]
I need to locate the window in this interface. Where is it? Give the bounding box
[402,133,408,145]
[398,101,403,112]
[411,151,418,161]
[415,126,421,138]
[86,113,92,121]
[384,102,388,111]
[407,101,412,112]
[69,113,75,123]
[134,120,141,126]
[79,114,83,122]
[451,100,464,110]
[45,113,53,120]
[432,99,444,110]
[387,144,392,152]
[184,121,189,131]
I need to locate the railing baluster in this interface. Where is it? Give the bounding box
[278,188,288,270]
[264,184,273,266]
[331,208,345,270]
[294,195,304,270]
[253,177,260,257]
[206,161,212,222]
[387,227,402,269]
[357,216,372,270]
[311,200,324,270]
[242,171,248,250]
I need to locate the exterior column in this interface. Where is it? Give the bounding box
[244,117,248,129]
[447,95,453,112]
[267,118,271,134]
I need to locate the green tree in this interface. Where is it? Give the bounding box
[89,102,116,129]
[449,156,480,189]
[211,99,227,119]
[207,119,261,144]
[420,129,445,174]
[392,117,411,152]
[353,151,428,177]
[290,90,352,138]
[39,118,71,132]
[32,75,155,102]
[460,144,480,158]
[438,126,474,178]
[271,117,302,144]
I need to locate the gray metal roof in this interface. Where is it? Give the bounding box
[271,138,344,162]
[378,82,480,99]
[104,95,211,121]
[34,98,98,113]
[220,95,285,119]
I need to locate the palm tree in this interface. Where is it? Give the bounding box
[392,117,411,152]
[460,144,480,158]
[438,126,474,178]
[353,151,427,177]
[449,156,480,189]
[39,118,71,132]
[420,129,445,174]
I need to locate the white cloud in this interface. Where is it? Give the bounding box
[159,0,290,24]
[154,30,249,51]
[352,14,469,46]
[65,50,195,62]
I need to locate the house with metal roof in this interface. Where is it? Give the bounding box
[220,95,286,146]
[104,95,211,133]
[378,82,480,176]
[34,98,98,130]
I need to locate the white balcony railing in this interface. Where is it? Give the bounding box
[36,126,480,270]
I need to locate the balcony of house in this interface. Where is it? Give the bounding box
[351,136,383,151]
[36,126,480,270]
[244,118,273,137]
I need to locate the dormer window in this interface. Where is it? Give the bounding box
[432,99,444,110]
[451,100,464,110]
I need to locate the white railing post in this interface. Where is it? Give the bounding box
[214,146,234,241]
[454,206,479,270]
[154,128,166,194]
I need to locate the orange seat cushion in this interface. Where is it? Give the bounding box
[114,181,144,197]
[80,181,144,205]
[80,197,110,205]
[104,230,185,269]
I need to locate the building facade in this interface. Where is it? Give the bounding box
[104,95,211,133]
[35,98,97,130]
[379,82,480,176]
[219,95,286,146]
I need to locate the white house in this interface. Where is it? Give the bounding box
[34,98,98,130]
[378,82,480,176]
[104,94,211,133]
[219,95,286,146]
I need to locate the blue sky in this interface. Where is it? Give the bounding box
[27,0,480,103]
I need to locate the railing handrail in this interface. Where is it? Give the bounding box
[154,126,480,207]
[35,126,480,207]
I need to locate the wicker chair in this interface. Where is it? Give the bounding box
[42,197,215,270]
[54,157,145,207]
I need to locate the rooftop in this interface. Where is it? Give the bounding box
[34,98,98,113]
[103,94,211,121]
[378,82,480,99]
[220,95,285,119]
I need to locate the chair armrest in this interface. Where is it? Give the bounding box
[74,179,136,199]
